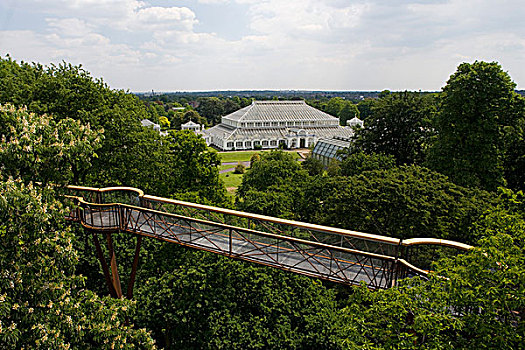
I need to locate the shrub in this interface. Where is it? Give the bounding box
[234,162,246,174]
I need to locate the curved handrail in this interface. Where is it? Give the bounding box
[65,185,474,283]
[67,185,145,197]
[397,258,430,277]
[143,194,401,245]
[75,199,400,262]
[67,185,400,245]
[401,238,473,251]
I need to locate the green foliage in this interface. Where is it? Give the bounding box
[234,162,246,174]
[342,194,525,349]
[503,112,525,191]
[0,179,155,349]
[0,104,102,185]
[237,151,307,197]
[135,250,344,349]
[166,130,227,204]
[158,116,170,129]
[322,97,360,126]
[353,91,436,165]
[301,155,324,176]
[339,151,396,177]
[237,151,308,218]
[339,102,360,126]
[171,109,207,130]
[357,98,376,120]
[238,185,298,219]
[427,61,523,191]
[0,57,227,203]
[326,159,342,177]
[301,165,497,243]
[196,97,240,125]
[250,153,261,164]
[325,97,346,117]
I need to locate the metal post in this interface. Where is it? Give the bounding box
[92,231,118,298]
[119,205,124,231]
[127,235,142,299]
[106,233,123,298]
[229,228,232,256]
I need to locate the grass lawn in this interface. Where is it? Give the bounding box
[218,150,301,163]
[220,164,237,171]
[220,172,244,189]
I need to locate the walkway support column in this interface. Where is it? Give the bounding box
[106,233,123,298]
[126,235,143,299]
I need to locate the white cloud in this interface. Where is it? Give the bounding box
[124,6,198,31]
[1,0,524,90]
[45,18,94,37]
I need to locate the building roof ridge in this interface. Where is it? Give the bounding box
[236,101,256,123]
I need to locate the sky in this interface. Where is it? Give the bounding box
[1,0,524,92]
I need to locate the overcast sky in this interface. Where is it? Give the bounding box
[1,0,524,91]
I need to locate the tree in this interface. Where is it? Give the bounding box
[301,155,324,176]
[338,102,360,126]
[427,61,523,191]
[353,91,436,165]
[341,191,525,349]
[503,112,525,191]
[338,151,396,177]
[237,151,307,196]
[0,57,227,202]
[166,130,227,204]
[158,116,170,129]
[300,166,497,243]
[237,151,308,218]
[0,103,102,185]
[196,97,226,125]
[234,162,246,174]
[0,179,156,349]
[325,97,346,117]
[357,98,376,121]
[223,98,241,115]
[171,110,207,130]
[135,249,344,349]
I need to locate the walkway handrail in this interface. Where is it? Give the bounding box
[75,199,400,262]
[143,194,401,245]
[67,185,400,244]
[401,238,472,250]
[64,185,474,288]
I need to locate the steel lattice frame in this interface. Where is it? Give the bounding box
[64,185,472,297]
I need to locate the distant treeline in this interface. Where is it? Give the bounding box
[137,89,525,101]
[136,90,384,101]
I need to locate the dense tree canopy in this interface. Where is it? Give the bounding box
[427,61,524,191]
[353,91,436,165]
[342,192,525,349]
[0,56,226,203]
[1,56,523,349]
[0,104,102,185]
[135,248,344,349]
[338,151,396,177]
[300,166,497,243]
[237,151,307,196]
[0,176,155,348]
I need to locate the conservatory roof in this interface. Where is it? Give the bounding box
[222,100,338,123]
[205,125,354,141]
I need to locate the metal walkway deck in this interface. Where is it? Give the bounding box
[65,185,472,294]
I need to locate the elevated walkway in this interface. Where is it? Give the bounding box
[65,186,472,297]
